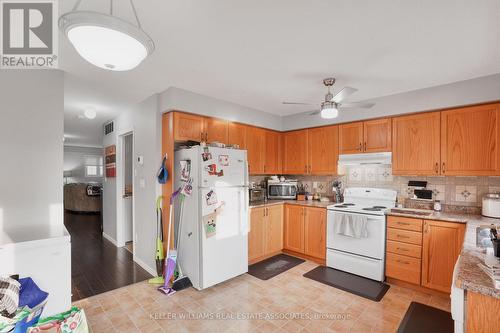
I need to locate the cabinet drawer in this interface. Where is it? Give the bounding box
[386,253,421,285]
[387,228,422,245]
[387,216,423,232]
[386,240,422,259]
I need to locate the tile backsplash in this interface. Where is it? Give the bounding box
[251,164,500,208]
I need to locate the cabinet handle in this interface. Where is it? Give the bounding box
[435,162,439,174]
[201,132,204,141]
[397,222,410,226]
[396,234,409,239]
[364,142,367,151]
[205,132,208,141]
[358,143,362,151]
[396,247,409,252]
[397,259,410,265]
[442,162,445,174]
[305,165,308,173]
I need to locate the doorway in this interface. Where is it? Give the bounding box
[121,133,134,254]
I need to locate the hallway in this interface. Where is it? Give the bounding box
[64,211,152,301]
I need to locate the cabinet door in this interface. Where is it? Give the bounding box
[248,207,266,263]
[264,130,282,174]
[284,205,304,253]
[246,126,266,174]
[308,126,338,175]
[227,123,247,149]
[392,112,441,175]
[441,104,500,176]
[339,122,363,154]
[173,112,205,141]
[283,130,308,174]
[205,118,228,144]
[363,118,392,153]
[421,220,465,293]
[265,205,283,254]
[304,207,326,260]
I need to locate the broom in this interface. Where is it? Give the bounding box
[148,196,165,284]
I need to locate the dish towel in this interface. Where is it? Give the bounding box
[334,213,369,238]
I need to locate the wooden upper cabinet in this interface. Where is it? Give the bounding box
[392,112,441,175]
[308,126,338,175]
[363,118,392,153]
[204,118,228,144]
[266,205,284,254]
[441,104,500,176]
[248,207,266,263]
[304,207,326,260]
[173,112,205,141]
[283,130,308,174]
[264,130,282,174]
[227,123,247,149]
[421,220,465,293]
[246,126,266,174]
[339,122,364,154]
[284,205,304,253]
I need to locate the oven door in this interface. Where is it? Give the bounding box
[267,184,297,199]
[326,210,386,260]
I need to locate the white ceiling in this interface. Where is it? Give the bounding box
[62,0,500,147]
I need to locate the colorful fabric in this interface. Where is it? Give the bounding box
[0,276,20,317]
[28,307,89,333]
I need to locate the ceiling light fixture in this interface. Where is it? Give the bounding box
[59,0,155,71]
[320,101,338,119]
[84,108,97,119]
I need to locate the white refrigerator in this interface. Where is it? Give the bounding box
[174,146,249,290]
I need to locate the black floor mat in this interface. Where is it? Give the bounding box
[303,266,389,301]
[397,302,453,333]
[248,254,305,280]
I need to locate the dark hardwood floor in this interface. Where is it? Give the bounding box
[64,211,152,301]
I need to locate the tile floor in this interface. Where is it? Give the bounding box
[73,260,451,333]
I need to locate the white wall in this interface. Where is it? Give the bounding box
[102,94,161,274]
[159,87,283,130]
[282,73,500,130]
[64,146,104,184]
[0,70,64,230]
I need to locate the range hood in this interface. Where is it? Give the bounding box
[338,152,392,166]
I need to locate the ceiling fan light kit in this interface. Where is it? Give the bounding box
[59,0,155,71]
[320,101,338,119]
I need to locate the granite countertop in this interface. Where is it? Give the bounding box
[387,208,500,299]
[249,199,332,209]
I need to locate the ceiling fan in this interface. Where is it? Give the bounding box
[283,78,375,119]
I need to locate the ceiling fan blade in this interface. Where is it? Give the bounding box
[308,110,321,115]
[282,102,314,105]
[331,87,358,103]
[339,102,375,109]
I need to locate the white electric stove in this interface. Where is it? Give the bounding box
[326,187,397,281]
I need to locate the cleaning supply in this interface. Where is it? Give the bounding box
[158,188,181,295]
[172,194,192,291]
[157,155,168,184]
[148,196,165,284]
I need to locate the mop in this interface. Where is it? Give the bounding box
[148,196,165,284]
[172,194,192,291]
[158,188,181,295]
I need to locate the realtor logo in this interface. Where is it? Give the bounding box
[0,0,58,68]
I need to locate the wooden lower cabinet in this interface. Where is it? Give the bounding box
[466,291,500,333]
[304,207,326,260]
[386,216,466,294]
[284,205,305,253]
[248,205,283,264]
[284,205,326,261]
[421,220,465,293]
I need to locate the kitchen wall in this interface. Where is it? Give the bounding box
[64,146,104,184]
[0,70,64,229]
[252,167,500,210]
[282,73,500,130]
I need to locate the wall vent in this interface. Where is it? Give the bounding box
[104,121,114,135]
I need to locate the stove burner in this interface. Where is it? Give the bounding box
[334,205,349,208]
[342,203,355,206]
[362,207,382,211]
[372,206,387,209]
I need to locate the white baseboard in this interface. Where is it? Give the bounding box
[102,232,118,246]
[133,255,157,277]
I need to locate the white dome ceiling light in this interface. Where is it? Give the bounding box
[84,108,97,119]
[59,0,155,71]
